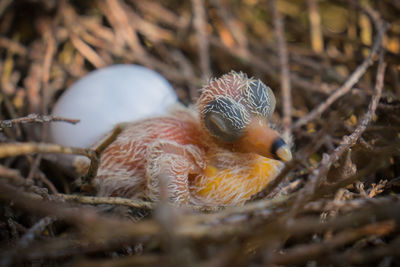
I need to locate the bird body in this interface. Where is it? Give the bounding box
[95,72,291,206]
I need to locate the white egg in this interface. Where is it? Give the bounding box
[50,64,178,148]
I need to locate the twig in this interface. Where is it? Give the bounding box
[0,140,101,193]
[70,33,106,69]
[37,170,59,194]
[336,237,400,264]
[267,221,395,265]
[102,0,145,56]
[209,36,334,94]
[269,0,292,139]
[0,216,55,267]
[41,29,57,116]
[60,194,155,210]
[290,50,386,215]
[0,142,99,181]
[81,124,126,186]
[19,217,56,247]
[306,0,324,53]
[293,21,389,129]
[191,0,211,82]
[0,114,80,130]
[0,37,28,56]
[210,0,248,49]
[0,165,50,200]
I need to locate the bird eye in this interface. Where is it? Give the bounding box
[203,97,248,142]
[247,80,276,117]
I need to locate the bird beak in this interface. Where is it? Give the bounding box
[234,117,292,162]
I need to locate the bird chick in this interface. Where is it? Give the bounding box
[94,71,292,206]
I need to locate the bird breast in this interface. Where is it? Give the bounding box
[95,114,284,206]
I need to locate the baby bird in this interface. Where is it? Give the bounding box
[94,71,292,206]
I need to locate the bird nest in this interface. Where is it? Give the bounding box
[0,0,400,266]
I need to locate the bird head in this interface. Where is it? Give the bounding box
[197,71,292,162]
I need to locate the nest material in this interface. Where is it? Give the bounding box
[0,0,400,266]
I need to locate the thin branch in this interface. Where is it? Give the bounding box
[60,194,155,210]
[0,216,56,267]
[70,33,106,69]
[0,114,80,130]
[0,142,99,184]
[191,0,211,82]
[270,0,293,139]
[41,29,57,116]
[267,221,395,265]
[290,50,386,215]
[307,0,324,53]
[293,21,389,129]
[0,142,94,159]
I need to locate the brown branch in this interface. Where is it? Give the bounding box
[0,142,99,183]
[0,216,56,267]
[209,36,334,95]
[0,37,28,56]
[70,33,106,69]
[60,194,155,210]
[293,21,389,129]
[267,221,395,265]
[290,50,386,215]
[336,237,400,264]
[191,0,211,82]
[0,114,79,130]
[102,0,145,56]
[41,30,56,116]
[307,0,324,53]
[19,217,56,247]
[37,170,59,194]
[80,123,126,186]
[0,165,50,200]
[269,0,292,139]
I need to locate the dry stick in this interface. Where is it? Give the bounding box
[191,0,211,83]
[41,30,56,115]
[37,170,59,194]
[0,142,95,159]
[0,37,28,56]
[293,22,389,129]
[70,33,106,69]
[2,179,400,259]
[209,37,332,95]
[211,0,248,48]
[306,0,324,54]
[0,165,50,200]
[267,221,395,265]
[0,142,99,180]
[336,236,400,264]
[98,2,198,89]
[18,217,56,247]
[230,198,400,266]
[289,51,386,217]
[270,0,292,139]
[0,114,80,129]
[0,216,56,267]
[133,1,187,29]
[60,194,155,210]
[0,182,160,237]
[103,0,145,56]
[80,123,125,186]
